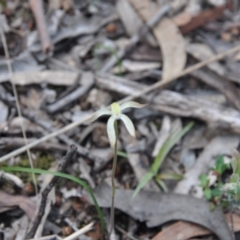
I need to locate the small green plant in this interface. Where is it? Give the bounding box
[222,151,240,207]
[199,156,229,203]
[132,121,194,198]
[88,101,145,235]
[93,44,123,75]
[199,152,240,239]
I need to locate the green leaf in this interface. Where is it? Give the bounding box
[204,188,212,200]
[211,188,222,197]
[94,44,122,75]
[132,122,194,199]
[209,202,216,211]
[231,158,237,174]
[156,179,168,192]
[157,173,183,180]
[132,172,154,199]
[215,156,228,175]
[117,151,128,158]
[199,174,209,188]
[2,167,105,232]
[230,174,239,183]
[231,152,240,176]
[151,122,194,175]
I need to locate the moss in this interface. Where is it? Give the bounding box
[0,153,54,183]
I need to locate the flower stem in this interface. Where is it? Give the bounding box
[109,120,118,236]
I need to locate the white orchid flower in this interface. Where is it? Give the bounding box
[87,101,146,148]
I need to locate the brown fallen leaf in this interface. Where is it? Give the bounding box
[0,190,36,220]
[152,213,240,240]
[153,17,186,81]
[85,182,232,240]
[172,11,192,27]
[130,0,186,81]
[152,221,209,240]
[179,4,227,34]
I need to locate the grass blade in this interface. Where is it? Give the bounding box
[132,121,194,199]
[2,166,105,232]
[151,121,194,174]
[131,172,154,199]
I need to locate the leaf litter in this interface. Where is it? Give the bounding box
[1,0,240,239]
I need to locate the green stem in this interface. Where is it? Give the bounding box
[109,120,118,236]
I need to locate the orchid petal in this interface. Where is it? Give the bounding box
[120,101,146,111]
[86,109,111,123]
[107,116,116,148]
[120,114,136,137]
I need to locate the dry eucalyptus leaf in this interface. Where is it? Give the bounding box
[117,0,157,47]
[152,213,240,240]
[85,182,231,240]
[130,0,186,81]
[155,17,186,81]
[0,191,36,220]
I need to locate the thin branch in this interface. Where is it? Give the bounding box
[0,29,38,194]
[45,79,94,114]
[29,0,52,52]
[1,37,240,162]
[26,145,77,239]
[63,222,94,240]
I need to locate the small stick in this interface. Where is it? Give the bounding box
[115,225,139,240]
[29,0,52,52]
[26,145,77,239]
[45,79,94,114]
[63,222,94,240]
[0,25,38,194]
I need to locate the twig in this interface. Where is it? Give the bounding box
[115,225,139,240]
[45,78,94,114]
[1,43,240,162]
[28,235,62,240]
[0,137,68,152]
[0,27,38,194]
[100,4,170,73]
[0,171,23,188]
[29,0,52,52]
[2,107,16,132]
[63,222,94,240]
[26,145,77,239]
